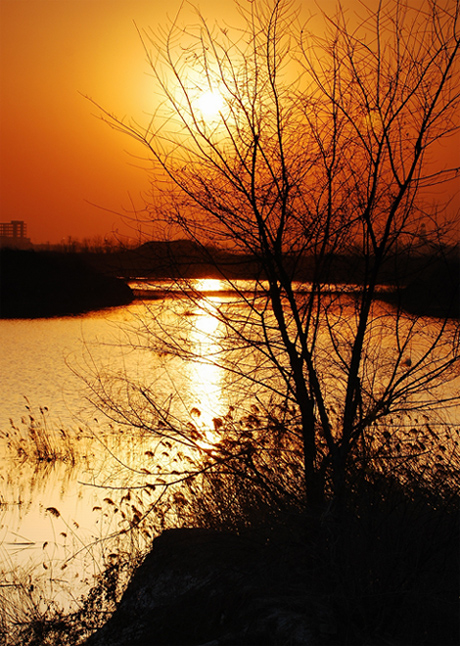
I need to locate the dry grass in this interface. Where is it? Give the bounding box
[0,407,458,645]
[0,405,91,465]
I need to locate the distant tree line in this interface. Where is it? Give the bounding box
[0,248,133,318]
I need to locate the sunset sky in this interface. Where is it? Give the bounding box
[1,0,458,244]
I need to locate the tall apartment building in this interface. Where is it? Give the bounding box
[0,220,32,248]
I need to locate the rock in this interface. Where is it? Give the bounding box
[85,528,319,646]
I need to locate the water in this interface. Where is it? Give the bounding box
[0,295,229,432]
[0,283,247,615]
[0,279,459,619]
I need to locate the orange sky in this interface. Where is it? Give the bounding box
[0,0,169,244]
[0,0,458,244]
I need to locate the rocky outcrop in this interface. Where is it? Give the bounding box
[85,528,322,646]
[0,249,133,318]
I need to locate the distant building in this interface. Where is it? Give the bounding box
[0,220,32,249]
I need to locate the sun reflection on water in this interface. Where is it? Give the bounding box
[186,296,225,445]
[193,278,225,294]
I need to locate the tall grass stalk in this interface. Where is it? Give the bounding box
[0,408,458,645]
[0,546,142,646]
[0,405,90,465]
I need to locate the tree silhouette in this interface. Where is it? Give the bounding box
[86,0,460,511]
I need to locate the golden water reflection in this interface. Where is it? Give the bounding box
[193,278,224,293]
[186,294,225,445]
[0,291,459,629]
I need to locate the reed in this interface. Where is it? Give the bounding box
[1,410,458,645]
[0,546,142,646]
[0,405,91,465]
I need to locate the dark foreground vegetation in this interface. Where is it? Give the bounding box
[88,489,459,645]
[2,411,457,646]
[0,248,133,318]
[5,456,458,646]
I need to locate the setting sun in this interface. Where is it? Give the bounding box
[196,90,224,120]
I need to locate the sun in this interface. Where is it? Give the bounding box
[196,90,224,120]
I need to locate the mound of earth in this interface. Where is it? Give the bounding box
[85,528,327,646]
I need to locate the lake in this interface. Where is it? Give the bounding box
[0,278,459,619]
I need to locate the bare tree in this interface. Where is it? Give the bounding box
[86,0,460,511]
